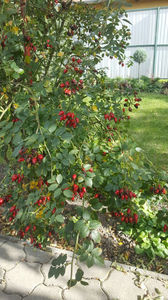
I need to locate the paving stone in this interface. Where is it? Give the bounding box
[5,262,43,297]
[77,260,111,280]
[49,247,73,259]
[0,290,21,300]
[64,279,106,300]
[0,237,7,247]
[0,241,25,271]
[24,245,52,264]
[24,284,62,300]
[0,267,5,290]
[144,277,168,300]
[42,259,78,288]
[102,269,145,300]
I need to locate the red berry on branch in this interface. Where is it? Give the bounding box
[72,174,77,180]
[0,198,4,206]
[32,157,37,164]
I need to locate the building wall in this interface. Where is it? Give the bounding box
[123,0,168,10]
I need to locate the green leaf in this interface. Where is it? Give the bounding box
[68,279,77,288]
[48,266,55,278]
[59,266,65,276]
[83,209,91,221]
[93,256,104,266]
[91,230,101,243]
[75,268,84,282]
[47,177,56,184]
[52,254,67,266]
[62,132,73,142]
[81,281,89,286]
[83,164,91,171]
[92,247,102,257]
[55,214,64,223]
[54,267,61,279]
[48,124,57,133]
[48,184,58,191]
[74,220,85,232]
[12,145,22,157]
[89,220,100,230]
[78,176,84,183]
[56,174,63,184]
[80,224,90,238]
[79,253,88,262]
[54,188,62,198]
[86,256,94,268]
[63,190,74,198]
[85,177,92,187]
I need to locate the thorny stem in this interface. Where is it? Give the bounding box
[69,232,79,287]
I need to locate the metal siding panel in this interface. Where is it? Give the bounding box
[155,46,168,78]
[157,9,168,44]
[98,47,154,78]
[128,10,156,45]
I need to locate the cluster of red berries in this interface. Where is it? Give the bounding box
[12,174,24,183]
[115,189,136,200]
[150,185,166,195]
[111,208,138,224]
[45,39,53,49]
[63,57,83,76]
[8,205,19,222]
[0,194,12,206]
[0,35,7,49]
[104,112,119,123]
[12,118,20,123]
[18,225,42,249]
[60,79,83,95]
[34,196,50,206]
[163,224,168,232]
[17,148,44,165]
[70,174,87,201]
[59,111,79,128]
[119,61,124,67]
[124,94,142,110]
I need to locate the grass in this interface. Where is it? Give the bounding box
[127,93,168,172]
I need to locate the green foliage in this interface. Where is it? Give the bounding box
[105,76,162,94]
[133,49,147,65]
[0,0,167,288]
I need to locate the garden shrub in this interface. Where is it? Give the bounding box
[0,0,167,286]
[105,76,162,94]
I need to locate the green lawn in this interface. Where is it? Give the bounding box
[127,93,168,171]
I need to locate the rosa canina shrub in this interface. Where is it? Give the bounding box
[0,0,167,286]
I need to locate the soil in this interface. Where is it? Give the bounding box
[0,165,167,275]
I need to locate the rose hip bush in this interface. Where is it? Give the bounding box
[0,0,168,285]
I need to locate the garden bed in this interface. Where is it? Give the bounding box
[1,202,167,275]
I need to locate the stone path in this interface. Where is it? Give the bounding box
[0,235,168,300]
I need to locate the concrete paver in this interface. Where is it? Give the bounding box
[0,290,21,300]
[102,269,145,300]
[24,284,62,300]
[77,260,112,280]
[24,245,51,264]
[0,235,167,300]
[0,240,25,271]
[64,279,106,300]
[144,277,168,299]
[5,262,43,297]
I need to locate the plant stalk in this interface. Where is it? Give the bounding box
[69,232,79,287]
